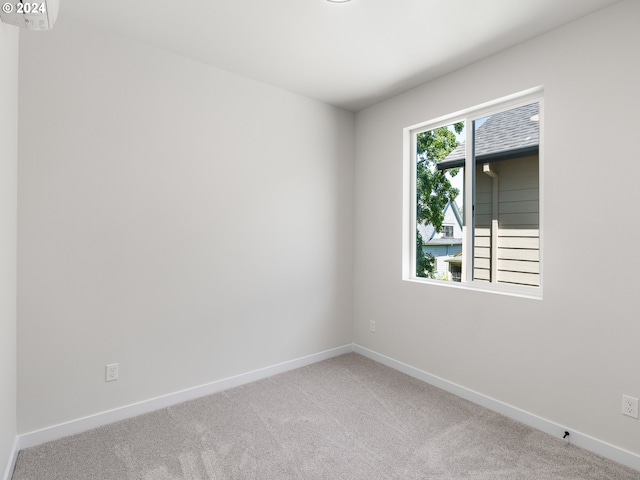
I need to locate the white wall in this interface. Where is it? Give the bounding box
[18,19,354,433]
[0,21,18,479]
[354,0,640,457]
[15,0,640,466]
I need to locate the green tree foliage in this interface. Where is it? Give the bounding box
[415,122,464,277]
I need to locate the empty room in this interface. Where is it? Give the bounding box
[1,0,640,478]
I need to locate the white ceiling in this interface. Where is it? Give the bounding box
[60,0,620,111]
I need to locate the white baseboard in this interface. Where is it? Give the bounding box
[18,344,353,450]
[13,343,640,475]
[353,344,640,473]
[2,436,19,480]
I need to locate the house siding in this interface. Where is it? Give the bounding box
[474,155,539,286]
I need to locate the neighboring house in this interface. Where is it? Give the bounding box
[417,200,463,281]
[436,102,540,286]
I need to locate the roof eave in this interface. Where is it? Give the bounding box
[436,145,539,171]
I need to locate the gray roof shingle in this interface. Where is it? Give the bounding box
[442,102,539,164]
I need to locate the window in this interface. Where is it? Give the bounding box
[404,89,542,297]
[441,225,454,238]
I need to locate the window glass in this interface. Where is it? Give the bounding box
[472,103,540,286]
[408,94,542,295]
[415,122,465,280]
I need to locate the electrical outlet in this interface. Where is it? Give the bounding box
[106,363,119,382]
[622,395,638,419]
[369,320,376,332]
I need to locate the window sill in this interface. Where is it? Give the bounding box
[403,276,543,300]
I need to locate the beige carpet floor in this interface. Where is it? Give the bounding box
[12,353,640,479]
